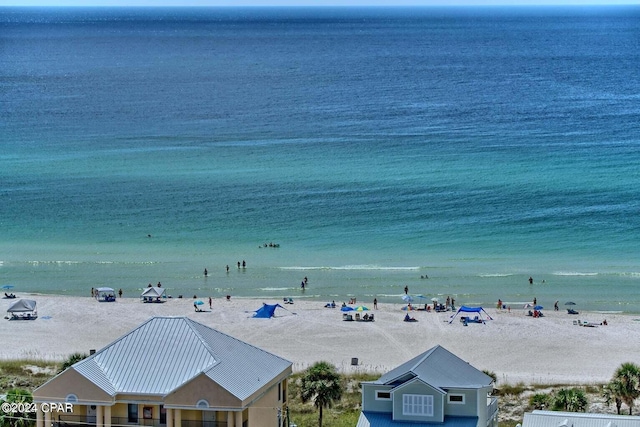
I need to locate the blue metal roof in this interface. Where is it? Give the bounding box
[357,411,479,427]
[374,345,492,390]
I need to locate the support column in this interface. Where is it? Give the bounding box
[166,408,174,427]
[36,406,43,427]
[227,411,234,427]
[104,406,111,427]
[174,408,181,427]
[43,409,51,427]
[235,411,242,427]
[96,406,103,427]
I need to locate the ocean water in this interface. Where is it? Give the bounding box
[1,6,639,313]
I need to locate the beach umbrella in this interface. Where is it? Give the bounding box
[194,300,204,305]
[415,294,428,300]
[340,306,354,312]
[534,305,544,310]
[565,301,576,305]
[401,295,414,303]
[354,306,369,311]
[431,297,439,302]
[1,285,15,290]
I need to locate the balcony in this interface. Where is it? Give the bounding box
[486,396,498,421]
[55,415,227,427]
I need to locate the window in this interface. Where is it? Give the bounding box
[159,406,166,425]
[402,394,434,416]
[448,394,465,404]
[127,404,138,423]
[375,391,391,400]
[278,383,282,401]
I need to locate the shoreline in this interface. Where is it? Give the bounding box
[2,293,638,385]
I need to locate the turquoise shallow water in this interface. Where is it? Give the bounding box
[1,6,639,312]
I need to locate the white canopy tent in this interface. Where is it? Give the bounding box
[7,299,38,320]
[140,286,166,303]
[96,287,116,302]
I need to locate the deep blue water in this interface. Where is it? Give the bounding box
[1,6,639,312]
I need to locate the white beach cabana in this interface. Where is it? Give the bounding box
[7,298,38,320]
[96,287,116,302]
[140,286,166,303]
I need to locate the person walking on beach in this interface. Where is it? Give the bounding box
[118,288,123,298]
[374,298,378,309]
[554,301,559,311]
[209,296,212,310]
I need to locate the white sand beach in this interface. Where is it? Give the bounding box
[1,294,637,385]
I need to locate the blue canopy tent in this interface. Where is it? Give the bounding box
[449,305,493,324]
[252,303,286,318]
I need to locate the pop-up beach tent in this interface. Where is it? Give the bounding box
[7,299,38,320]
[252,303,285,318]
[449,305,493,324]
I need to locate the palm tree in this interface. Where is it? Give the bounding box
[613,362,640,415]
[552,388,588,412]
[299,361,343,427]
[0,389,35,427]
[529,393,551,410]
[602,380,624,415]
[59,352,89,373]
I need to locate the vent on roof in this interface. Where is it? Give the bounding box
[558,419,571,427]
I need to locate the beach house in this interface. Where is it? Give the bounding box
[32,317,292,427]
[356,345,498,427]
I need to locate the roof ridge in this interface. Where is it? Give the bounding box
[409,344,440,372]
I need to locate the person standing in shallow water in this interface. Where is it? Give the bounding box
[374,298,378,309]
[404,285,408,294]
